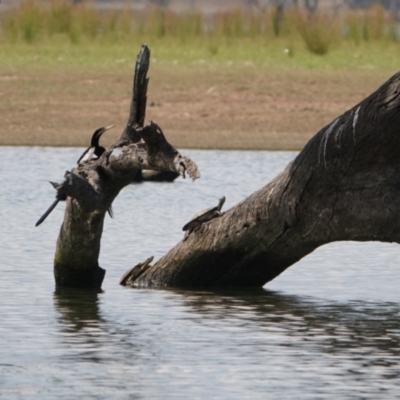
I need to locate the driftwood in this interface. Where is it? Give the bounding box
[41,43,400,290]
[122,70,400,288]
[46,45,199,288]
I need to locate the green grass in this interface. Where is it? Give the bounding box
[0,1,399,73]
[0,37,399,74]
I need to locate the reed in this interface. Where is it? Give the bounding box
[46,0,73,36]
[293,11,337,55]
[8,0,44,43]
[343,6,397,44]
[0,0,399,56]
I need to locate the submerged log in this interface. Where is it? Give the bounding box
[123,71,400,288]
[49,45,199,288]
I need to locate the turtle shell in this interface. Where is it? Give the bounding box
[182,196,225,232]
[182,206,219,232]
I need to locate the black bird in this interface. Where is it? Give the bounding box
[35,189,113,227]
[36,125,115,227]
[35,189,66,227]
[77,125,114,164]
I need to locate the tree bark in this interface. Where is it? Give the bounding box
[52,45,199,288]
[124,70,400,288]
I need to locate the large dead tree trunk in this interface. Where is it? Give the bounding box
[123,70,400,288]
[50,45,199,288]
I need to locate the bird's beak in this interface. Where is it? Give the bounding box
[104,125,115,131]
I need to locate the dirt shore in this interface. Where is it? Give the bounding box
[0,65,392,150]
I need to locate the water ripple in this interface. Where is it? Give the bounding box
[1,147,400,399]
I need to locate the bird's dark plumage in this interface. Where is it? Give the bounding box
[35,192,67,227]
[36,125,114,227]
[77,125,114,164]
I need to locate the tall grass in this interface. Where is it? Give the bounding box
[0,1,399,55]
[294,11,337,55]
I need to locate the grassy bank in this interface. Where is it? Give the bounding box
[0,2,399,149]
[1,1,400,55]
[1,38,400,72]
[0,48,392,150]
[1,2,400,71]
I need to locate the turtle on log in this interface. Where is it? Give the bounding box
[182,196,226,241]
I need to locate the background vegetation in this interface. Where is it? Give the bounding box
[0,1,399,149]
[0,0,400,71]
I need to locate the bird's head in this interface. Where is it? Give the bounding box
[91,125,115,146]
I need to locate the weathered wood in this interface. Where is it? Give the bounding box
[52,45,199,288]
[120,256,154,286]
[120,44,149,143]
[124,71,400,288]
[119,45,179,183]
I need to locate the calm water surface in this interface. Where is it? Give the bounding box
[1,147,400,399]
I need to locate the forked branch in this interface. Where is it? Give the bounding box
[43,44,199,288]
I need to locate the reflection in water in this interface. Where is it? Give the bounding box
[172,288,400,386]
[54,288,103,331]
[3,147,400,398]
[52,288,143,369]
[3,280,400,398]
[53,288,106,363]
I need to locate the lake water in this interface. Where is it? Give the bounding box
[1,146,400,399]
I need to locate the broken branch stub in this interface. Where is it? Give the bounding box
[124,71,400,289]
[120,44,150,143]
[51,45,199,288]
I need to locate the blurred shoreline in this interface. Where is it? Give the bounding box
[0,0,398,150]
[1,0,398,14]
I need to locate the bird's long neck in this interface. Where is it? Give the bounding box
[91,132,101,148]
[94,146,105,158]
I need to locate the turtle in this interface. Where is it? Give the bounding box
[182,196,226,241]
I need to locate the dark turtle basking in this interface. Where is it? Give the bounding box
[182,196,226,241]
